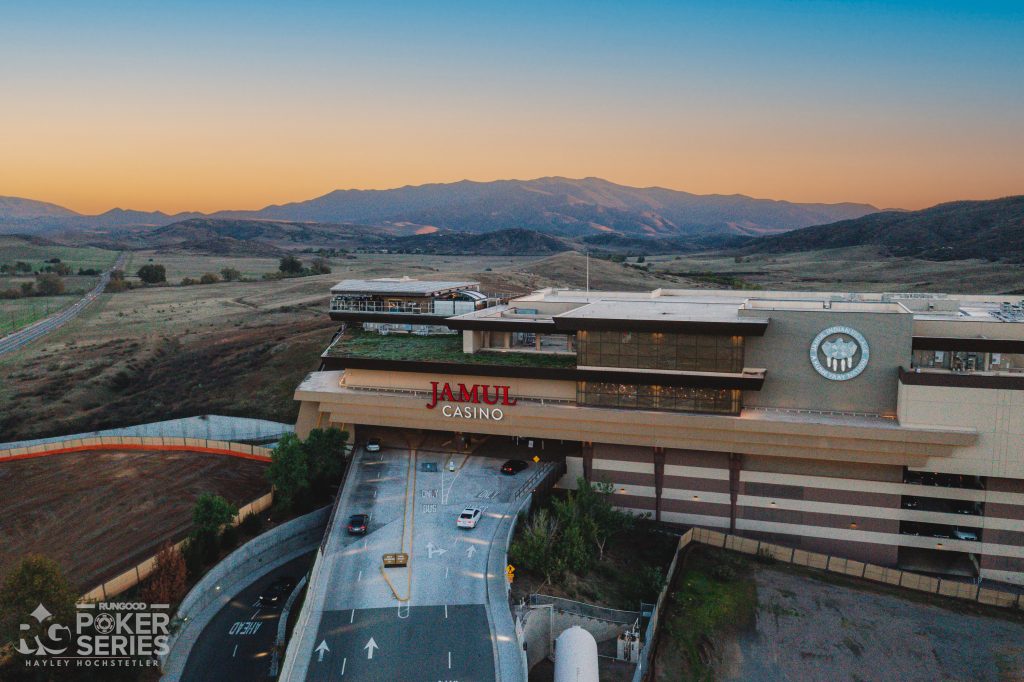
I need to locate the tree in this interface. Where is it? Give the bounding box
[509,509,564,585]
[220,267,242,282]
[310,258,332,275]
[303,427,348,495]
[199,272,221,285]
[36,273,65,296]
[14,261,32,273]
[140,543,188,606]
[20,281,34,296]
[192,493,237,539]
[267,433,310,512]
[278,255,303,275]
[137,264,167,284]
[0,555,77,646]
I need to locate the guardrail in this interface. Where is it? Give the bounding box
[528,594,640,625]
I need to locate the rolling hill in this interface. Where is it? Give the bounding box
[748,196,1024,262]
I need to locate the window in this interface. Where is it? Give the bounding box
[577,331,743,372]
[577,382,741,414]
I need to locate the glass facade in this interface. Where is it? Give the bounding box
[576,330,744,372]
[577,382,741,415]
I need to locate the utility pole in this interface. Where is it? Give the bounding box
[586,251,590,293]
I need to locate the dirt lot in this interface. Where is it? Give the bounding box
[0,450,269,591]
[723,568,1024,682]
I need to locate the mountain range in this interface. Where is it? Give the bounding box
[0,177,878,239]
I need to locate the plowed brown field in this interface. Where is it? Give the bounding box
[0,449,269,591]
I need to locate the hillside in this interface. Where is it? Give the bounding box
[0,178,878,240]
[217,177,877,238]
[0,196,79,220]
[385,228,572,255]
[748,196,1024,261]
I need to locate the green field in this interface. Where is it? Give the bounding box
[0,236,119,274]
[0,296,77,336]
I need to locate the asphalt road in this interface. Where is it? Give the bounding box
[180,552,316,681]
[0,251,126,357]
[284,432,534,681]
[306,605,493,682]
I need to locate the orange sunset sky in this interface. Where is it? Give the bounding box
[1,2,1021,215]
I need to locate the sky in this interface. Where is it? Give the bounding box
[1,1,1022,214]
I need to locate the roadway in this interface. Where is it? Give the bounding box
[283,432,536,682]
[180,552,316,681]
[0,251,126,357]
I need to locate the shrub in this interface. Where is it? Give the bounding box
[278,255,303,274]
[220,524,239,551]
[199,272,221,285]
[220,267,242,281]
[36,273,65,296]
[137,264,167,284]
[140,543,188,606]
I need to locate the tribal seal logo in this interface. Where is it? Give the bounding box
[810,326,869,381]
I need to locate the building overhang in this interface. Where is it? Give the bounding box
[899,366,1024,391]
[318,355,765,389]
[328,311,454,325]
[912,336,1024,354]
[295,371,976,467]
[551,317,769,336]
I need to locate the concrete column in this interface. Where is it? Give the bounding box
[504,332,511,349]
[582,442,594,481]
[653,447,665,523]
[729,453,742,533]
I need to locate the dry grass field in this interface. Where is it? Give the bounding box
[0,450,269,591]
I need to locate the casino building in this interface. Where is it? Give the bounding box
[295,279,1024,585]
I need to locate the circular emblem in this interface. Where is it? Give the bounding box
[93,613,115,634]
[809,326,869,381]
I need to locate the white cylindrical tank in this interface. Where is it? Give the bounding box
[554,626,599,682]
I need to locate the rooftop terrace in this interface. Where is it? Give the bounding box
[323,328,577,369]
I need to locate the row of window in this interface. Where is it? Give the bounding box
[576,382,742,415]
[576,331,744,373]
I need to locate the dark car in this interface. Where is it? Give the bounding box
[258,576,297,607]
[347,513,369,535]
[501,459,528,475]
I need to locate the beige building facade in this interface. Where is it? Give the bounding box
[296,282,1024,585]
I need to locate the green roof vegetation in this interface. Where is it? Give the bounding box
[325,328,577,369]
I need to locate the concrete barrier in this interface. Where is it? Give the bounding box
[160,506,330,681]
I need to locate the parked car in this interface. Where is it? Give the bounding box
[902,497,920,509]
[258,576,297,607]
[953,527,979,541]
[365,438,381,452]
[347,513,370,535]
[456,508,482,529]
[501,459,528,475]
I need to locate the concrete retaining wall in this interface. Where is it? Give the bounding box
[160,506,330,680]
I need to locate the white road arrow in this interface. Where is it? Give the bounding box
[427,543,447,558]
[315,640,330,663]
[466,545,477,559]
[364,637,379,660]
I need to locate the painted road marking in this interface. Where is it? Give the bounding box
[397,604,410,619]
[357,570,362,582]
[423,503,437,513]
[250,609,261,620]
[364,637,379,660]
[466,545,477,558]
[448,651,452,669]
[445,566,450,579]
[350,609,356,624]
[315,640,329,663]
[427,542,447,558]
[232,644,238,658]
[444,604,448,619]
[341,657,347,675]
[228,621,262,635]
